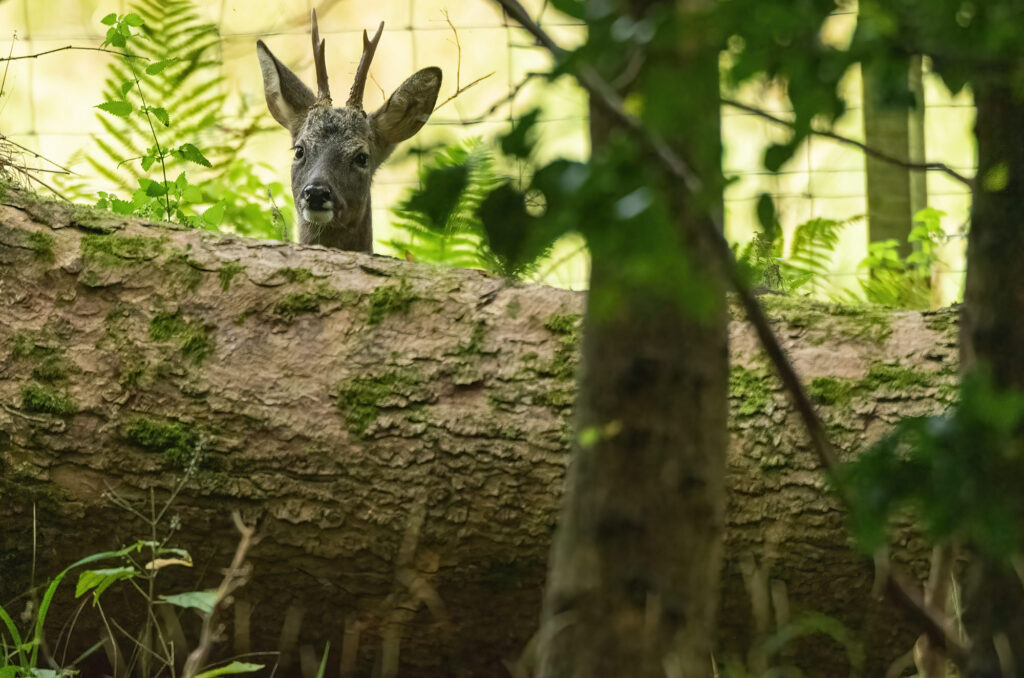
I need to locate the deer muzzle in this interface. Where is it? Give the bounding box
[301,183,337,225]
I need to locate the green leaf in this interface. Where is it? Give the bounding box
[120,80,134,96]
[76,566,135,603]
[161,590,218,614]
[104,26,126,48]
[202,201,227,227]
[315,642,330,678]
[182,185,204,203]
[500,109,541,160]
[764,142,797,172]
[145,59,178,76]
[177,143,212,168]
[96,100,132,117]
[141,153,157,172]
[148,106,170,127]
[193,661,264,677]
[146,181,168,198]
[405,164,469,231]
[123,13,144,27]
[101,13,117,25]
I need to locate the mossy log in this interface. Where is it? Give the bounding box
[0,190,959,677]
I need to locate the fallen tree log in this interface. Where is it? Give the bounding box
[0,189,959,677]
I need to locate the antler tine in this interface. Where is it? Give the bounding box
[347,21,385,110]
[311,9,331,103]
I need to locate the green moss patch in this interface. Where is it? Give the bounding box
[28,231,54,263]
[275,267,315,284]
[124,416,197,470]
[534,314,582,382]
[368,281,416,325]
[31,355,73,383]
[730,365,777,416]
[10,331,56,361]
[166,251,204,293]
[808,377,855,406]
[544,313,582,336]
[82,233,165,264]
[149,311,214,364]
[21,382,76,416]
[335,368,432,437]
[218,261,245,291]
[273,284,356,321]
[809,363,946,406]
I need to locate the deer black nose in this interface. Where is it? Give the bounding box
[302,184,333,210]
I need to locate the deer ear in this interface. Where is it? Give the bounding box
[257,40,316,135]
[370,67,442,151]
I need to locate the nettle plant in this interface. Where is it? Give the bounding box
[93,12,223,227]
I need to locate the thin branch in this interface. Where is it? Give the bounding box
[434,72,495,112]
[1,33,14,96]
[492,0,971,666]
[6,164,68,174]
[2,135,74,174]
[722,97,975,190]
[458,71,543,124]
[0,45,149,62]
[12,165,71,201]
[432,9,496,113]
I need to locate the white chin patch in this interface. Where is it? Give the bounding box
[303,208,334,224]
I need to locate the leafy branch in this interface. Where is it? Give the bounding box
[0,45,150,62]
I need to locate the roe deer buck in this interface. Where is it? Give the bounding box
[256,11,441,252]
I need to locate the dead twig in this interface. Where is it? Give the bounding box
[491,0,971,667]
[181,512,259,678]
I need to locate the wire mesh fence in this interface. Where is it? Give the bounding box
[0,0,974,298]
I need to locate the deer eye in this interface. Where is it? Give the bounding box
[354,152,369,168]
[293,145,305,161]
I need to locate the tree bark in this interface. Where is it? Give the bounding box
[0,189,959,677]
[960,76,1024,678]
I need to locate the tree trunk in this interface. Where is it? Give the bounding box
[535,3,728,678]
[860,26,928,258]
[0,189,959,677]
[960,77,1024,678]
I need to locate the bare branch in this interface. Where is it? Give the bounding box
[181,512,259,678]
[0,45,148,62]
[2,135,74,174]
[722,97,975,190]
[491,0,972,665]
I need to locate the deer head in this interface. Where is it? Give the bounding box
[256,11,442,252]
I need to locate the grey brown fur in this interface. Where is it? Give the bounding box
[257,12,441,252]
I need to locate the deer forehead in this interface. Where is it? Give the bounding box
[297,107,372,153]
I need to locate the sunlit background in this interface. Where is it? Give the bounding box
[0,0,974,301]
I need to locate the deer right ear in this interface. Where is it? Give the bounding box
[256,40,316,135]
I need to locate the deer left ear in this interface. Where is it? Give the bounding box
[370,67,442,152]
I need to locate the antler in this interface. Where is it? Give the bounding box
[347,21,385,109]
[311,9,331,103]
